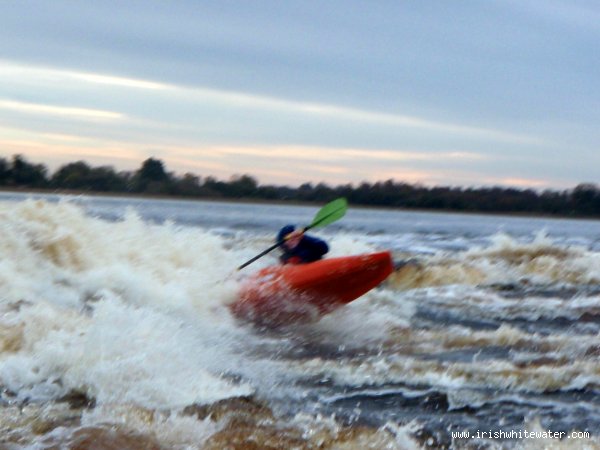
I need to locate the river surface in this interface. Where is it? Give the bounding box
[0,192,599,449]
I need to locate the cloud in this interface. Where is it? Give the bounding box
[0,99,124,121]
[494,177,552,188]
[0,125,143,168]
[173,86,543,145]
[0,123,574,189]
[0,60,545,146]
[218,145,488,163]
[68,72,170,90]
[0,58,590,190]
[0,61,171,91]
[154,144,498,186]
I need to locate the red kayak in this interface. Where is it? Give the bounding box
[230,251,394,325]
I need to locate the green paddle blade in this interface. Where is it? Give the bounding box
[308,197,348,229]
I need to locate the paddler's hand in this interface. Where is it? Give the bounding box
[283,230,304,249]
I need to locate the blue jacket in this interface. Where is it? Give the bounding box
[278,225,329,264]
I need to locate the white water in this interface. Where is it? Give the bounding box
[1,193,600,448]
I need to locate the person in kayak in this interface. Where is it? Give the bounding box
[277,224,329,264]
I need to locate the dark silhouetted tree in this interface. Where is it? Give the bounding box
[227,174,258,197]
[9,154,48,187]
[1,154,599,217]
[571,183,600,215]
[51,161,127,191]
[132,158,171,193]
[51,161,92,189]
[0,157,10,185]
[175,173,202,196]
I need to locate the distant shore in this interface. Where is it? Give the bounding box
[2,155,598,219]
[3,186,600,222]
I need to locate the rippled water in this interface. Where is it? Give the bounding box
[0,192,599,449]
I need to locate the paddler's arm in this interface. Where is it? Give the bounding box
[283,229,304,249]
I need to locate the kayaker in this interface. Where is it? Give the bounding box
[277,224,329,264]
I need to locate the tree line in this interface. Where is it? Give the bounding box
[1,154,599,217]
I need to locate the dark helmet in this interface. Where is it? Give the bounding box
[277,224,295,242]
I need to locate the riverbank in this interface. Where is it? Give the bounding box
[2,186,599,222]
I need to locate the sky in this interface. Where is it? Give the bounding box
[0,0,598,189]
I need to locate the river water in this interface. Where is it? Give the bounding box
[0,192,599,449]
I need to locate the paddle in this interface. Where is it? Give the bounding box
[236,197,348,271]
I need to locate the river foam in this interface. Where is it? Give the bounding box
[1,197,599,448]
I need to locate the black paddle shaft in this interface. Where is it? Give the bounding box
[236,226,309,271]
